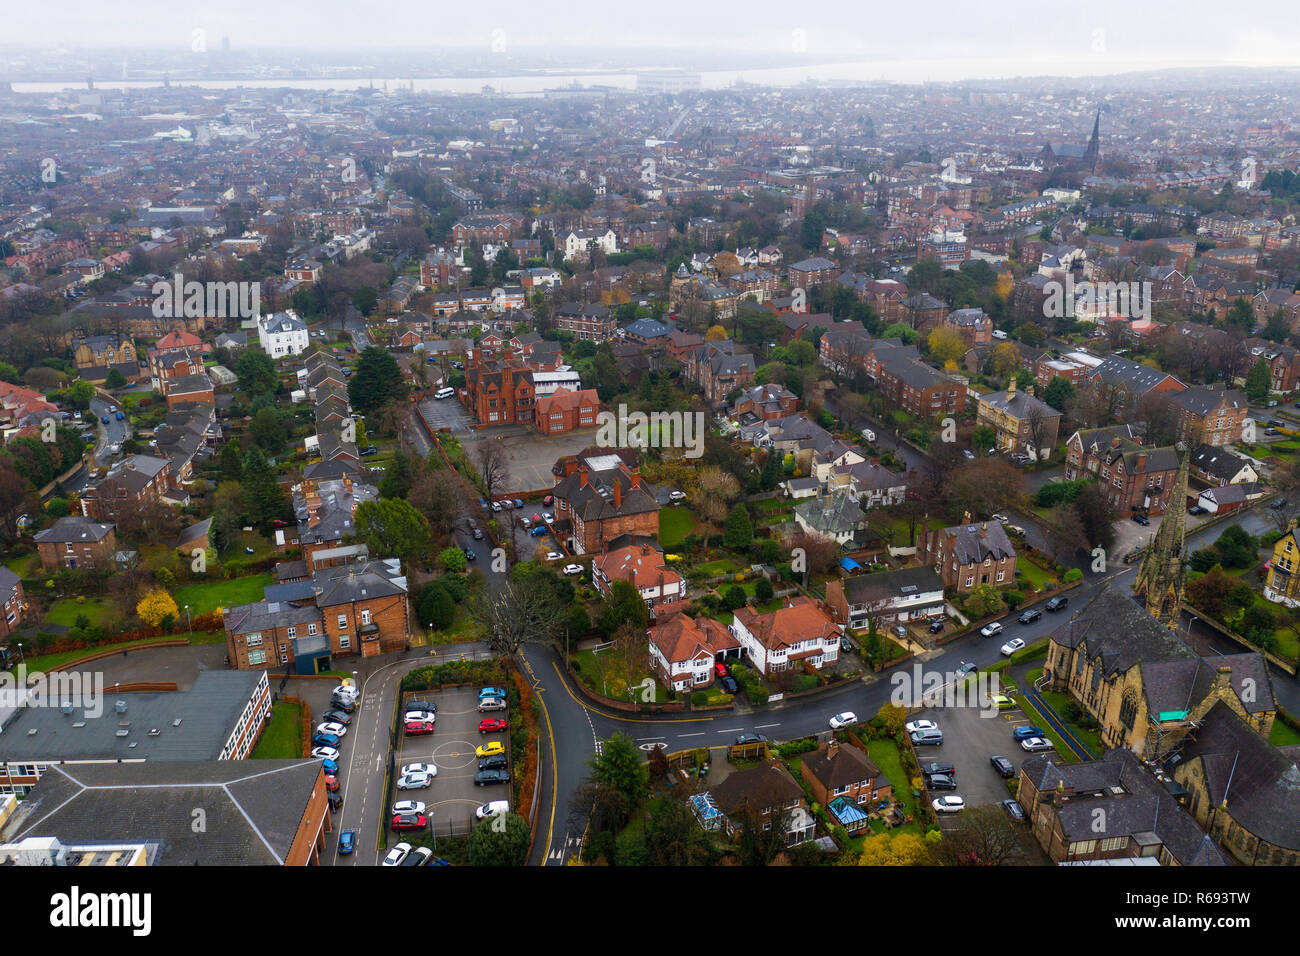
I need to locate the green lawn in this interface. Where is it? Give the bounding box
[659,506,697,550]
[695,557,743,577]
[1270,718,1300,748]
[4,553,39,577]
[251,701,304,759]
[571,648,669,702]
[1015,557,1057,593]
[173,573,272,616]
[1031,675,1104,757]
[18,631,225,673]
[44,597,117,628]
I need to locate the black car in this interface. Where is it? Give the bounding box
[474,769,511,786]
[927,618,945,634]
[1131,513,1150,525]
[717,674,740,694]
[927,773,957,791]
[990,755,1015,778]
[1188,505,1207,516]
[406,700,437,714]
[322,709,352,726]
[360,445,378,456]
[1018,608,1041,624]
[465,549,477,561]
[327,792,343,813]
[329,696,357,713]
[1044,596,1069,612]
[921,761,955,777]
[734,733,769,746]
[478,754,509,771]
[1002,798,1026,821]
[471,528,484,540]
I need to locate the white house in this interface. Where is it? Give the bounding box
[728,597,841,677]
[562,228,618,262]
[258,310,310,358]
[592,544,685,616]
[647,614,739,692]
[825,566,946,630]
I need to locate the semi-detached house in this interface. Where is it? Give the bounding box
[728,596,842,677]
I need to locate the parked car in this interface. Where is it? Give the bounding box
[337,829,356,855]
[479,718,508,735]
[1006,525,1027,537]
[542,495,554,506]
[717,674,740,694]
[476,800,509,821]
[921,761,955,777]
[980,622,1004,638]
[1000,638,1026,656]
[734,733,768,746]
[990,694,1015,710]
[479,687,507,700]
[828,711,858,729]
[928,773,957,791]
[401,762,436,777]
[311,744,340,758]
[382,843,412,866]
[476,741,505,758]
[397,771,433,790]
[406,700,435,714]
[478,697,507,712]
[512,498,524,509]
[991,513,1008,522]
[404,720,435,736]
[324,774,340,792]
[392,801,426,816]
[1017,608,1041,624]
[478,754,509,771]
[329,696,357,713]
[1002,798,1026,821]
[474,769,511,786]
[530,525,548,537]
[546,550,563,561]
[669,490,687,501]
[1188,504,1207,516]
[910,729,944,746]
[928,618,945,634]
[320,758,339,776]
[316,722,347,738]
[404,846,435,867]
[1131,513,1150,526]
[961,448,975,460]
[955,661,976,678]
[1020,736,1054,752]
[1044,596,1069,612]
[904,719,938,734]
[714,662,729,678]
[322,710,352,726]
[391,812,428,831]
[562,564,584,576]
[932,795,966,813]
[1012,726,1046,741]
[404,710,435,724]
[990,755,1015,777]
[360,445,378,456]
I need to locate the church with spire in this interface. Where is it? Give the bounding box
[1039,109,1101,174]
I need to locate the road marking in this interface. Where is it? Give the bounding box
[717,727,742,733]
[636,736,666,741]
[677,732,704,738]
[754,723,780,729]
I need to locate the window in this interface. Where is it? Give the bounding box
[338,613,348,630]
[339,635,350,650]
[248,649,266,665]
[245,633,263,648]
[287,627,296,639]
[308,623,318,635]
[965,576,974,587]
[361,609,371,626]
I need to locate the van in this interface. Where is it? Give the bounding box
[435,387,455,400]
[478,697,507,713]
[991,329,1008,340]
[910,729,944,746]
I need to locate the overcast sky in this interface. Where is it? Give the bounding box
[5,1,1300,72]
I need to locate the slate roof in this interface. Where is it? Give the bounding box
[1167,386,1247,418]
[5,760,323,865]
[802,741,883,792]
[34,516,114,544]
[1051,585,1196,676]
[1190,444,1253,482]
[1093,355,1183,396]
[938,521,1017,564]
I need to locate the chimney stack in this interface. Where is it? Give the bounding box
[614,480,622,509]
[1007,377,1016,397]
[578,464,589,489]
[1137,452,1147,471]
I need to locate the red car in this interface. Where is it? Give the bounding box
[714,662,729,678]
[479,717,507,734]
[542,495,554,506]
[324,774,340,792]
[404,720,435,736]
[391,812,427,831]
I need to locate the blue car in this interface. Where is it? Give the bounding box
[101,416,109,424]
[1012,726,1046,741]
[338,829,356,855]
[530,525,547,536]
[312,731,341,748]
[321,758,340,775]
[478,686,507,700]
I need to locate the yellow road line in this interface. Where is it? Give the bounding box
[549,662,712,724]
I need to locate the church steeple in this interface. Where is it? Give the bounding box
[1086,109,1101,173]
[1133,442,1190,630]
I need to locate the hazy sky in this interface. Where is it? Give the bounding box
[5,0,1300,70]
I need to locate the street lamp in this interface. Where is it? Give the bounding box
[184,604,192,637]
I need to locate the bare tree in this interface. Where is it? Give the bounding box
[476,573,563,657]
[474,440,508,504]
[690,465,739,541]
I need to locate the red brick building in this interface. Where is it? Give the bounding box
[923,521,1018,592]
[550,450,660,556]
[535,387,601,435]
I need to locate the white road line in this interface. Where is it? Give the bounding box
[677,732,704,738]
[717,728,742,733]
[754,723,780,729]
[637,736,666,741]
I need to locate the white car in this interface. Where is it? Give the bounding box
[932,795,966,813]
[397,771,434,790]
[392,800,426,816]
[1020,736,1054,752]
[991,513,1008,522]
[562,564,584,576]
[904,720,938,734]
[311,746,340,760]
[476,800,510,820]
[546,551,563,561]
[543,512,554,522]
[401,762,437,778]
[521,517,532,528]
[316,722,347,738]
[669,491,687,502]
[382,842,412,866]
[405,710,436,723]
[980,622,1004,638]
[491,501,502,512]
[1000,638,1026,656]
[828,711,858,729]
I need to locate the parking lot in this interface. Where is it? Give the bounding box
[913,683,1055,829]
[419,395,476,433]
[392,686,511,838]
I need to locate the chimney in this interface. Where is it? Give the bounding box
[1136,452,1147,472]
[614,480,622,509]
[1007,377,1016,397]
[827,738,839,757]
[980,522,987,538]
[628,464,641,490]
[578,464,589,489]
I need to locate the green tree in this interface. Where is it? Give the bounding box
[723,504,754,550]
[1043,376,1075,413]
[721,585,747,611]
[249,407,283,455]
[760,449,784,491]
[378,450,414,500]
[219,441,244,481]
[466,812,530,866]
[1224,297,1256,335]
[103,367,127,390]
[236,349,278,397]
[588,733,650,826]
[349,346,407,418]
[755,577,774,602]
[353,498,432,564]
[1245,357,1271,403]
[596,579,651,636]
[439,546,467,573]
[242,446,287,530]
[417,581,456,629]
